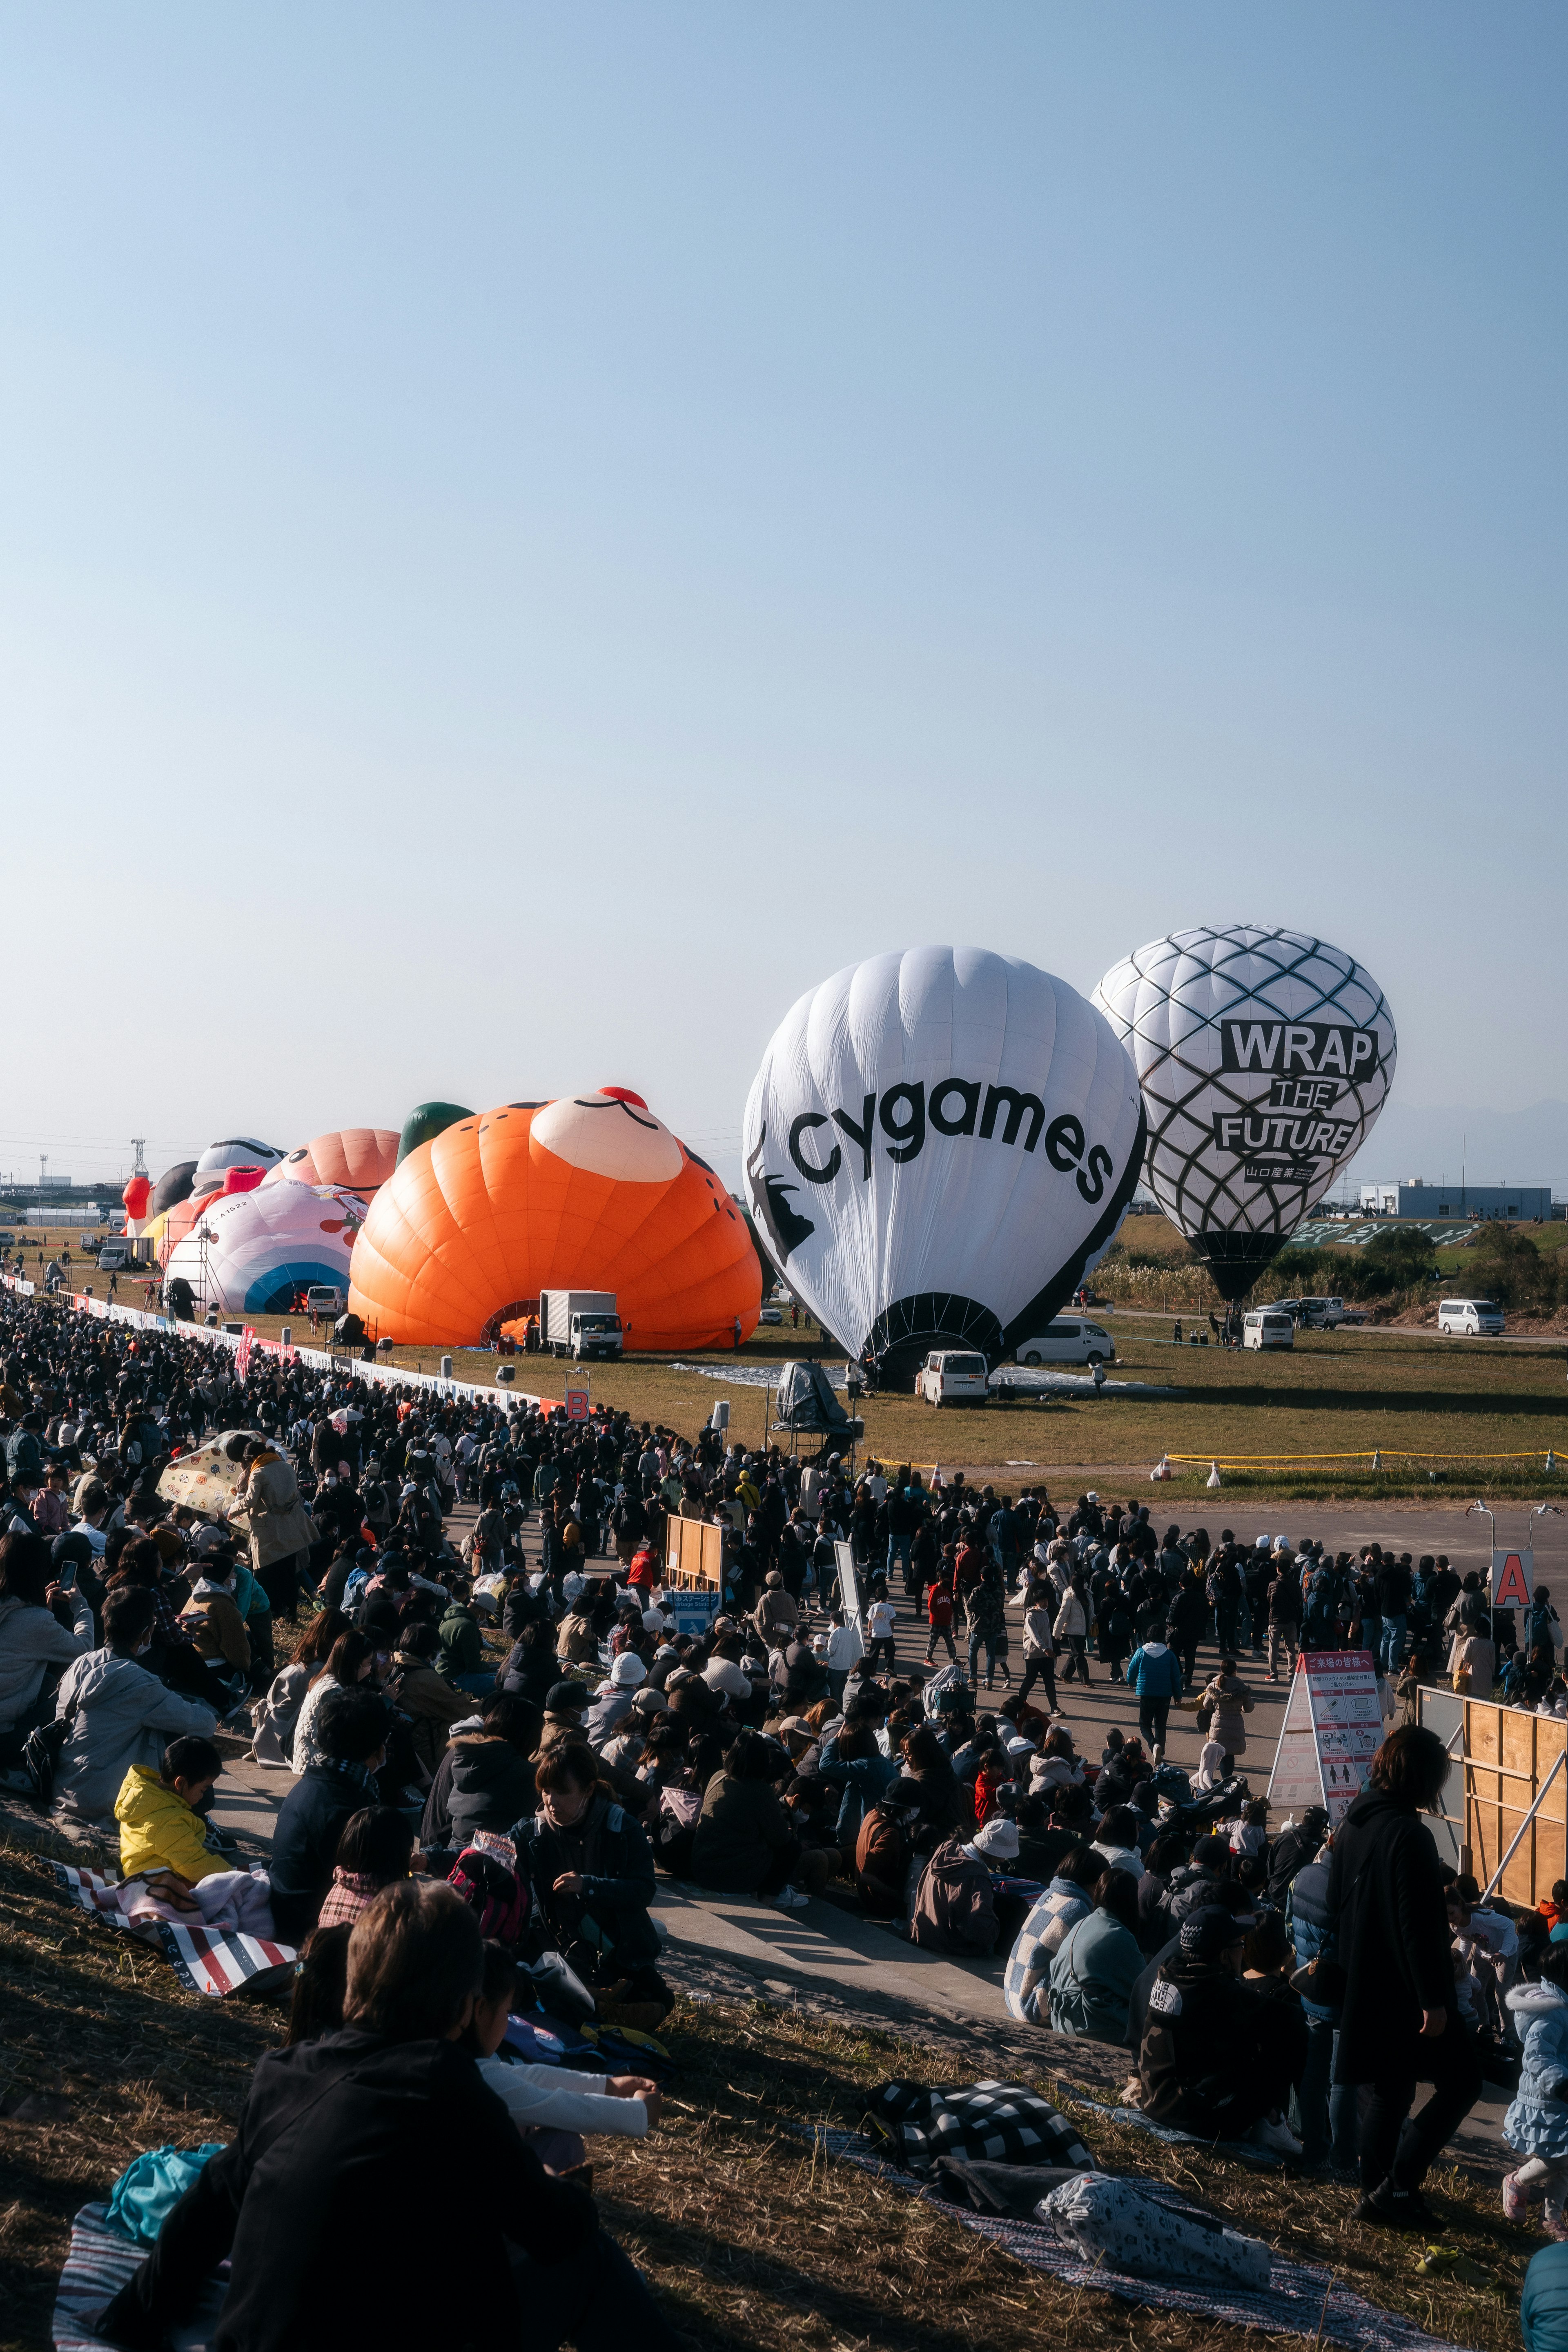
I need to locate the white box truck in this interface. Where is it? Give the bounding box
[539,1290,624,1360]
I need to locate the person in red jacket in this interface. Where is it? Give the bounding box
[925,1572,957,1665]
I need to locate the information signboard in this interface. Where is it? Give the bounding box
[1266,1648,1382,1824]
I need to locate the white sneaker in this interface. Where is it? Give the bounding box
[771,1885,811,1910]
[1251,2114,1303,2159]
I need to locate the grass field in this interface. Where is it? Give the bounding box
[0,1826,1537,2352]
[16,1225,1568,1499]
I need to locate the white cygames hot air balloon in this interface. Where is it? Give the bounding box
[194,1136,287,1183]
[1094,925,1396,1298]
[742,947,1147,1374]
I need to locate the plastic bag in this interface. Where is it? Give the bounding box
[107,2143,225,2245]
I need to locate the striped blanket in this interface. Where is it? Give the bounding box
[53,2203,226,2352]
[51,1864,296,1998]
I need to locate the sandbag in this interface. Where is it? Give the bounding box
[1036,2171,1271,2292]
[106,2143,225,2245]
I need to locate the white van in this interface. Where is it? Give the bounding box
[305,1285,345,1317]
[916,1351,990,1405]
[1243,1310,1294,1351]
[1438,1298,1506,1336]
[1014,1318,1117,1368]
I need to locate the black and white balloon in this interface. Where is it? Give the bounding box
[743,946,1147,1373]
[1093,925,1396,1299]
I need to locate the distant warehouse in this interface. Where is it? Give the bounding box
[1359,1179,1555,1221]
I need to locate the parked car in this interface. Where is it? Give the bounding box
[915,1351,990,1405]
[1437,1298,1506,1336]
[305,1285,344,1317]
[1243,1309,1294,1351]
[757,1305,782,1325]
[1013,1318,1116,1368]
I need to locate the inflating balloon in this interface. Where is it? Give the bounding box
[263,1128,400,1195]
[194,1137,286,1183]
[148,1162,198,1220]
[396,1102,475,1167]
[348,1091,760,1350]
[165,1180,369,1316]
[1094,924,1396,1299]
[742,947,1146,1374]
[121,1174,151,1236]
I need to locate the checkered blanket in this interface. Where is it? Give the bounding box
[864,2080,1092,2178]
[51,1864,296,1999]
[804,2130,1467,2352]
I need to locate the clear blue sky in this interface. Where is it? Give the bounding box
[2,5,1562,1194]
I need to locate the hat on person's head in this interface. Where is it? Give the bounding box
[641,1608,668,1632]
[1179,1904,1251,1962]
[632,1686,668,1717]
[972,1815,1020,1861]
[546,1679,590,1715]
[1255,1535,1270,1550]
[765,1570,784,1588]
[1005,1734,1035,1757]
[608,1653,646,1689]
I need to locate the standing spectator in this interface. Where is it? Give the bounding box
[1267,1557,1303,1684]
[1018,1582,1060,1717]
[1054,1576,1091,1685]
[1327,1724,1483,2228]
[1125,1621,1183,1759]
[924,1570,957,1666]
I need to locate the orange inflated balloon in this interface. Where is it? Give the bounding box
[346,1091,761,1350]
[263,1127,399,1195]
[122,1175,151,1221]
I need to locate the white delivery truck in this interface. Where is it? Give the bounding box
[539,1290,624,1360]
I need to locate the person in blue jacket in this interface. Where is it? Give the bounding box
[1524,2244,1568,2351]
[1503,1948,1568,2234]
[1125,1620,1183,1759]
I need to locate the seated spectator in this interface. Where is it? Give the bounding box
[537,1679,592,1755]
[499,1618,560,1710]
[1164,1833,1232,1924]
[1136,1831,1190,1955]
[177,1555,252,1698]
[816,1717,898,1852]
[853,1778,921,1917]
[113,1734,276,1938]
[690,1725,816,1910]
[910,1829,999,1957]
[511,1743,665,2000]
[53,1588,218,1821]
[1090,1804,1144,1878]
[1137,1904,1307,2157]
[0,1530,95,1767]
[270,1687,392,1944]
[468,1939,663,2174]
[1029,1724,1085,1795]
[389,1621,472,1773]
[437,1583,490,1693]
[583,1653,647,1750]
[1003,1844,1109,2022]
[318,1804,420,1927]
[422,1690,539,1854]
[291,1631,378,1773]
[96,1880,682,2352]
[285,1922,354,2043]
[1048,1867,1144,2044]
[250,1610,352,1768]
[898,1722,964,1840]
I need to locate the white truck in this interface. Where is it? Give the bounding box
[539,1290,624,1360]
[915,1350,990,1405]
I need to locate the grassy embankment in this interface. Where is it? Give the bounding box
[0,1825,1536,2352]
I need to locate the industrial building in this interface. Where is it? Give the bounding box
[1358,1179,1555,1221]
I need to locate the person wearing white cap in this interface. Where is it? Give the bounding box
[583,1651,647,1750]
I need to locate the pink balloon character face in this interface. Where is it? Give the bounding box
[529,1089,684,1184]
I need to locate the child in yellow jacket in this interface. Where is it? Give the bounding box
[114,1737,278,1939]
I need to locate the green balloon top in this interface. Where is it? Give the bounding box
[396,1101,476,1166]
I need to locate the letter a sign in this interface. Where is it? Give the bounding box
[1492,1549,1534,1611]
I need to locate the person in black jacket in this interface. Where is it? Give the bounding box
[269,1689,392,1944]
[422,1691,539,1858]
[1138,1904,1306,2155]
[511,1743,662,1986]
[1326,1724,1483,2227]
[95,1880,679,2352]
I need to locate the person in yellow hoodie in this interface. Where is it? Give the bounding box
[114,1735,278,1938]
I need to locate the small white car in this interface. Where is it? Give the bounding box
[1437,1298,1506,1336]
[916,1350,990,1405]
[1014,1318,1116,1368]
[1243,1310,1295,1350]
[306,1285,345,1316]
[757,1305,783,1325]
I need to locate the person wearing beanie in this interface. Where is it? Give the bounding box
[1136,1903,1306,2157]
[583,1653,648,1750]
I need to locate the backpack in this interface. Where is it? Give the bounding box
[447,1838,530,1946]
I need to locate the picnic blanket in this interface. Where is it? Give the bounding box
[804,2127,1468,2352]
[863,2080,1091,2177]
[53,2202,226,2352]
[52,1864,296,1998]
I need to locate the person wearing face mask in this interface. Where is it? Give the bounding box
[51,1586,219,1821]
[509,1744,666,2018]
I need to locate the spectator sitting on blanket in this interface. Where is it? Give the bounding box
[511,1743,668,2012]
[1002,1843,1112,2022]
[1137,1903,1307,2159]
[467,1938,663,2176]
[421,1689,540,1857]
[112,1734,278,1940]
[1089,1805,1144,1879]
[853,1776,920,1917]
[53,1588,219,1821]
[95,1880,683,2352]
[1029,1724,1085,1795]
[318,1804,424,1928]
[1048,1864,1145,2045]
[909,1826,1000,1957]
[270,1688,394,1945]
[290,1630,379,1774]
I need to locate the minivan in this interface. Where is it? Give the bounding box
[1437,1298,1506,1336]
[1014,1318,1117,1368]
[305,1285,345,1317]
[1243,1310,1294,1351]
[916,1351,991,1405]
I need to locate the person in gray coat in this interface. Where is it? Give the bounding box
[0,1532,96,1760]
[53,1588,218,1820]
